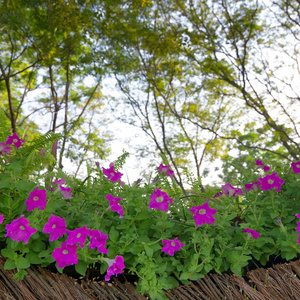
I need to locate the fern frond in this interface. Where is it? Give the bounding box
[17,132,62,176]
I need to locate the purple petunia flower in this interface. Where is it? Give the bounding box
[157,163,174,178]
[106,194,124,219]
[88,229,108,254]
[149,188,173,212]
[6,132,25,148]
[0,215,4,224]
[161,237,185,256]
[53,178,73,199]
[258,172,284,192]
[53,178,66,187]
[0,142,11,155]
[256,159,270,172]
[25,186,47,211]
[103,255,125,281]
[43,215,67,241]
[190,201,217,227]
[102,163,123,182]
[66,225,89,248]
[52,242,78,268]
[213,191,223,198]
[221,183,243,197]
[243,228,261,239]
[5,215,37,244]
[59,186,73,199]
[295,222,300,233]
[291,161,300,174]
[245,181,261,192]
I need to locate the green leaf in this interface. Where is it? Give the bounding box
[159,276,179,289]
[204,264,212,273]
[13,270,27,281]
[0,176,10,189]
[30,240,46,252]
[230,264,243,277]
[144,244,153,257]
[136,211,149,220]
[179,272,190,280]
[189,272,204,281]
[26,252,43,264]
[1,248,17,260]
[75,260,87,276]
[109,227,119,242]
[8,162,22,176]
[4,258,16,270]
[15,257,30,269]
[14,180,36,191]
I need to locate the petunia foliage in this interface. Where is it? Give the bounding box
[1,133,300,299]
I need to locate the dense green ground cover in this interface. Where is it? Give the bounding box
[1,130,300,300]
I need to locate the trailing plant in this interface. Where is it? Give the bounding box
[0,132,300,300]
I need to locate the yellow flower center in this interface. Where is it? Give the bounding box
[33,196,39,201]
[77,233,81,238]
[52,224,56,229]
[13,139,18,143]
[20,226,25,230]
[268,180,274,185]
[171,242,176,247]
[156,196,164,203]
[297,165,300,168]
[199,209,206,215]
[62,250,68,254]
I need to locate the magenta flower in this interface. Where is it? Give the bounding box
[103,255,125,281]
[213,191,223,198]
[149,188,173,212]
[66,225,89,248]
[43,215,67,241]
[258,172,284,192]
[243,228,261,239]
[51,140,58,154]
[189,201,217,227]
[88,229,108,254]
[110,204,124,218]
[256,159,270,172]
[221,183,243,197]
[59,186,73,199]
[6,132,25,148]
[52,242,78,269]
[106,194,124,218]
[161,237,185,256]
[53,178,66,187]
[0,142,11,155]
[245,181,261,192]
[53,178,73,199]
[0,215,4,224]
[5,133,23,148]
[5,215,37,244]
[295,221,300,233]
[38,148,46,157]
[291,161,300,174]
[106,194,122,205]
[222,183,236,196]
[157,163,174,178]
[102,163,123,182]
[25,186,47,211]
